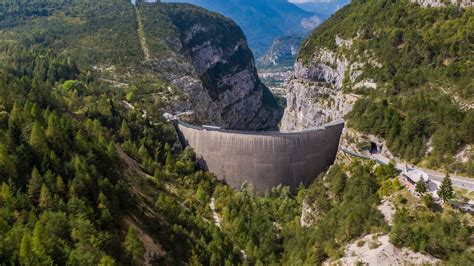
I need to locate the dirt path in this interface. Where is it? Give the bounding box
[377,198,395,226]
[209,193,247,261]
[209,196,222,229]
[135,7,151,61]
[124,216,165,265]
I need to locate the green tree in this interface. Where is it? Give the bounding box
[99,255,116,266]
[39,184,53,209]
[20,233,33,265]
[31,222,53,264]
[165,143,174,173]
[55,175,65,194]
[195,185,207,203]
[415,180,427,194]
[438,174,454,203]
[124,226,144,265]
[98,192,113,226]
[422,194,434,208]
[45,112,65,148]
[29,122,48,152]
[28,167,42,203]
[119,120,131,140]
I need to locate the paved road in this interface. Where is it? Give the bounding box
[341,148,474,191]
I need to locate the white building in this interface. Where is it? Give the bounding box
[399,168,439,199]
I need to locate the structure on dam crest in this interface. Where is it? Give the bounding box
[173,120,344,194]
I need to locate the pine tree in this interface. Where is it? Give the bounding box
[39,184,53,209]
[98,192,112,226]
[124,226,144,265]
[415,180,427,194]
[99,255,116,266]
[31,222,52,264]
[165,143,174,173]
[438,173,454,203]
[56,175,65,194]
[29,122,48,152]
[119,120,131,140]
[28,167,42,203]
[30,103,40,120]
[46,112,65,148]
[19,233,33,265]
[188,250,201,266]
[7,102,23,148]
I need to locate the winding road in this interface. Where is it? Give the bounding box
[340,148,474,191]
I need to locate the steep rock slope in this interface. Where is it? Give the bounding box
[257,34,306,70]
[282,0,473,173]
[139,3,282,130]
[0,0,281,130]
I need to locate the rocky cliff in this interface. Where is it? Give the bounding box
[140,3,282,130]
[281,0,473,174]
[163,0,323,57]
[280,39,377,131]
[412,0,473,8]
[257,34,305,70]
[2,1,282,131]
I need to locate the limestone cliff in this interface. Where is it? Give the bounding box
[280,40,376,132]
[280,0,473,173]
[257,34,305,70]
[140,3,282,130]
[412,0,473,8]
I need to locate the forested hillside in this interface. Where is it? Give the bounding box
[0,1,472,265]
[0,0,265,264]
[298,0,473,174]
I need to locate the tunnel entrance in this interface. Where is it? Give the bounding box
[370,142,380,154]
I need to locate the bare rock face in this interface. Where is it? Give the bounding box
[280,37,380,132]
[257,34,305,68]
[412,0,473,8]
[143,3,283,130]
[280,48,356,132]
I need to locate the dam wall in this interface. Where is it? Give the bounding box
[174,120,344,194]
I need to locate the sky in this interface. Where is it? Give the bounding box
[289,0,334,3]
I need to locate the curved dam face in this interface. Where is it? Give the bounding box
[174,120,344,194]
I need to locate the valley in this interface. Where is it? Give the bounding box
[0,0,472,265]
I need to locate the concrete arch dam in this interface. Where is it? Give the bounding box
[174,120,344,194]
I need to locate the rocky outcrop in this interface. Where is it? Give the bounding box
[326,234,440,265]
[258,34,305,69]
[142,3,282,130]
[280,35,382,132]
[280,46,356,131]
[412,0,473,8]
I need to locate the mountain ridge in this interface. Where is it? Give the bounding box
[282,0,473,175]
[164,0,325,57]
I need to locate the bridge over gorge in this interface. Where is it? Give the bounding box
[171,119,344,195]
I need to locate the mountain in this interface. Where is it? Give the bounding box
[1,0,281,130]
[164,0,325,57]
[138,2,283,130]
[1,1,473,265]
[258,33,306,70]
[281,0,473,175]
[291,0,351,15]
[0,0,280,264]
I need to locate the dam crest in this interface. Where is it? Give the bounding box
[173,119,344,195]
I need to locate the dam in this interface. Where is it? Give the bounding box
[173,120,344,194]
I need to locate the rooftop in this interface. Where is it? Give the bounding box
[404,169,429,183]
